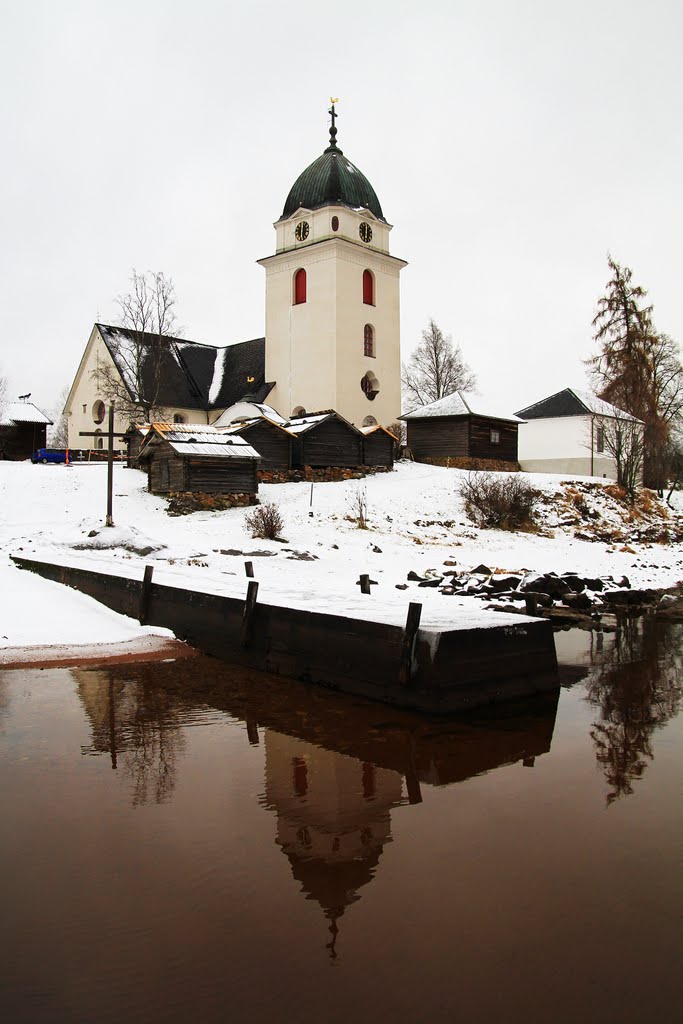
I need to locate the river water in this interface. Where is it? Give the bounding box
[1,618,682,1023]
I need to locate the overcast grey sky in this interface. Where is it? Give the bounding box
[1,0,681,417]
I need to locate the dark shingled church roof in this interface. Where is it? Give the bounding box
[98,325,269,412]
[281,114,385,222]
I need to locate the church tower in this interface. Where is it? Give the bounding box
[258,104,407,427]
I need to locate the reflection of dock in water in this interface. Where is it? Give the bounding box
[75,653,559,798]
[73,655,560,954]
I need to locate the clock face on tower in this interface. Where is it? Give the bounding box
[295,221,309,242]
[359,222,373,243]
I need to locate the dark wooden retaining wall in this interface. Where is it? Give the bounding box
[11,556,558,714]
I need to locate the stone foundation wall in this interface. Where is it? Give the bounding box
[165,491,258,516]
[416,456,520,473]
[258,465,393,484]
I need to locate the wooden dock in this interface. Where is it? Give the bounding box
[11,555,559,714]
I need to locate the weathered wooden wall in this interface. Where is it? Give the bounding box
[241,422,291,471]
[0,422,48,460]
[187,458,258,494]
[147,449,186,493]
[363,432,394,467]
[407,418,469,461]
[469,417,518,462]
[295,419,363,468]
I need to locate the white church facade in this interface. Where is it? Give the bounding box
[64,106,406,448]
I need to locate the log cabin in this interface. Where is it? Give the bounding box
[287,411,364,468]
[401,392,521,465]
[137,423,260,495]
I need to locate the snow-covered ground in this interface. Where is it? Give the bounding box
[1,460,682,653]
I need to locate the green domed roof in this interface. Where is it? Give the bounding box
[281,118,385,222]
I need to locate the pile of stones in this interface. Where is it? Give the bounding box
[398,565,675,630]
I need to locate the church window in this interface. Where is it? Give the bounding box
[362,762,376,800]
[596,424,605,453]
[292,405,306,417]
[331,215,339,231]
[293,268,307,305]
[360,371,379,401]
[82,404,86,414]
[363,269,374,305]
[292,757,308,797]
[92,400,105,424]
[363,324,375,358]
[173,414,186,424]
[94,428,103,450]
[363,415,377,427]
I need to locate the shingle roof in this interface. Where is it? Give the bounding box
[97,325,266,412]
[401,391,522,423]
[0,401,53,426]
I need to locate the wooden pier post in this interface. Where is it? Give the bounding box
[245,561,254,578]
[360,573,371,595]
[524,594,538,616]
[241,580,259,647]
[138,565,154,625]
[399,602,422,686]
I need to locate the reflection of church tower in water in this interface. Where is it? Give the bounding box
[263,730,404,958]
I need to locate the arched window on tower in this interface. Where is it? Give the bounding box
[364,324,375,358]
[363,269,374,306]
[293,268,307,305]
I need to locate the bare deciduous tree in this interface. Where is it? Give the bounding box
[48,385,70,447]
[94,270,181,422]
[594,411,644,500]
[402,319,476,409]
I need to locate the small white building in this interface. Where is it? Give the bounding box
[515,388,643,479]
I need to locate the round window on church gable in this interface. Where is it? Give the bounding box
[331,215,339,232]
[92,400,105,424]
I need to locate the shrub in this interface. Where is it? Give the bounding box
[459,472,540,532]
[245,501,285,540]
[347,485,369,529]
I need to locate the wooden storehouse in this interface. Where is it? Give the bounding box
[361,424,396,467]
[401,392,521,465]
[287,411,363,468]
[137,423,260,495]
[224,417,294,471]
[0,400,52,460]
[125,423,149,469]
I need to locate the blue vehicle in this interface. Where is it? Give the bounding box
[31,447,69,464]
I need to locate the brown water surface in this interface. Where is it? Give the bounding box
[1,617,682,1023]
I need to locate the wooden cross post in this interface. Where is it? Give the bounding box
[79,404,128,528]
[106,404,115,526]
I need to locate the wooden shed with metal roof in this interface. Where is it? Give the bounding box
[401,392,521,465]
[287,411,363,468]
[137,424,260,495]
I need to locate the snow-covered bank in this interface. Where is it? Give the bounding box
[1,460,682,650]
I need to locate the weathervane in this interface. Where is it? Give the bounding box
[328,97,340,149]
